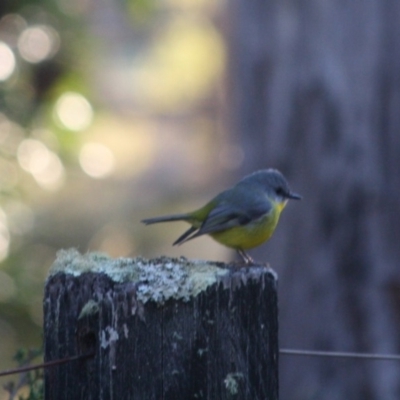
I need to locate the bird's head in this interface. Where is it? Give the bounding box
[244,169,302,209]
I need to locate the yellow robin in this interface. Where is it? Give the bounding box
[142,169,301,264]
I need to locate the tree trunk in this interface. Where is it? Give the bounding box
[228,1,400,399]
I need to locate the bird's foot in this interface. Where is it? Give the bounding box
[236,249,255,265]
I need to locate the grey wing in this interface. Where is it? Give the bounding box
[180,192,272,243]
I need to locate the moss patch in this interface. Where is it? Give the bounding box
[49,249,229,304]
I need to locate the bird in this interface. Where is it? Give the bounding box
[142,169,301,264]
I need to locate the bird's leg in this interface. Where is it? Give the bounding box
[237,249,254,265]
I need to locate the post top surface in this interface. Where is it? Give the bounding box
[49,249,233,303]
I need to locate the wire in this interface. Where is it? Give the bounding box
[280,349,400,361]
[1,348,400,378]
[0,352,94,378]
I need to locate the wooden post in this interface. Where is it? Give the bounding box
[44,249,279,400]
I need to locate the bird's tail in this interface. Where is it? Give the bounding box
[141,213,190,225]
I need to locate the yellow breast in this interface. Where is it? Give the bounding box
[210,201,284,250]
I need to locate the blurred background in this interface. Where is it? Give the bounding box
[1,0,400,399]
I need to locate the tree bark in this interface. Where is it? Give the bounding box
[228,1,400,399]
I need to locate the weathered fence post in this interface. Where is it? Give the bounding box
[44,249,279,400]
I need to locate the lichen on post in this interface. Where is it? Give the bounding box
[44,249,278,400]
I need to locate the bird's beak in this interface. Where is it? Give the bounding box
[288,192,302,200]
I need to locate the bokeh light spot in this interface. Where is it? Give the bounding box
[32,152,64,191]
[17,139,50,174]
[79,142,115,178]
[17,25,60,63]
[55,92,93,131]
[17,139,65,190]
[0,42,16,81]
[0,14,27,45]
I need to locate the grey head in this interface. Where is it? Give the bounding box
[237,168,302,202]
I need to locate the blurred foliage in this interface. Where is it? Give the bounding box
[0,5,87,397]
[1,0,226,397]
[124,0,157,24]
[3,348,43,400]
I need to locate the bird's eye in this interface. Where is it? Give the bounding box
[275,187,285,196]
